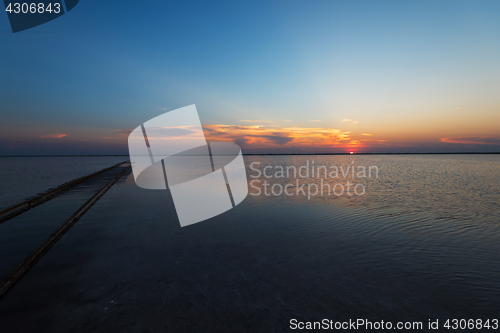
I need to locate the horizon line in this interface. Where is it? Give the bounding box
[1,152,500,157]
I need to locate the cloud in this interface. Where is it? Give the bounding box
[239,120,275,123]
[440,136,500,145]
[150,127,198,137]
[203,124,351,149]
[259,135,295,145]
[114,128,133,134]
[141,125,205,142]
[308,120,321,122]
[362,133,373,136]
[41,133,67,139]
[359,139,388,145]
[341,119,359,125]
[104,127,206,141]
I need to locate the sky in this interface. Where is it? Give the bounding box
[1,0,499,155]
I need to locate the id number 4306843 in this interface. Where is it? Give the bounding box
[5,3,61,14]
[444,319,499,330]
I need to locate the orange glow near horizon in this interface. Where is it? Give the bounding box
[203,124,355,150]
[200,124,396,153]
[40,133,67,139]
[200,122,500,153]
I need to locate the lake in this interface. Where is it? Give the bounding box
[0,156,127,210]
[0,154,499,332]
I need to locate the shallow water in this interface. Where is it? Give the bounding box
[0,156,127,209]
[0,154,499,332]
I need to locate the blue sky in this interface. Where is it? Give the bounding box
[1,0,499,154]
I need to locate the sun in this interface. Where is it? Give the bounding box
[350,151,354,154]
